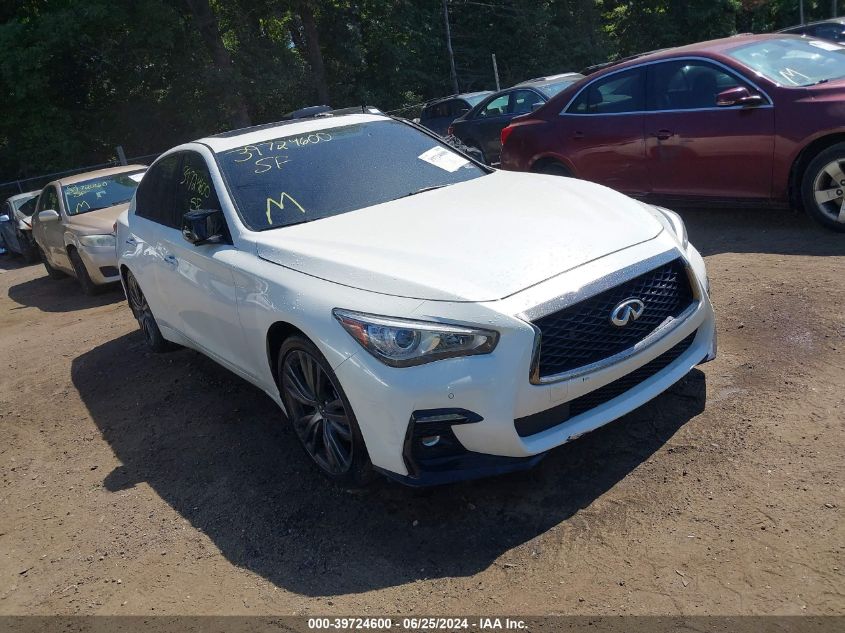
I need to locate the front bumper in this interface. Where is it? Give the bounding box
[76,244,121,284]
[334,242,716,485]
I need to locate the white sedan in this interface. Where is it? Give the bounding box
[116,112,716,486]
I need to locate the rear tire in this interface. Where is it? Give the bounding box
[68,248,101,296]
[41,249,66,279]
[536,161,572,177]
[277,335,374,486]
[465,143,487,165]
[125,270,175,353]
[801,142,845,232]
[22,244,40,264]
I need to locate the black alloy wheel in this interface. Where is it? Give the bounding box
[125,270,173,352]
[278,336,372,484]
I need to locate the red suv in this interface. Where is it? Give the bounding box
[500,34,845,232]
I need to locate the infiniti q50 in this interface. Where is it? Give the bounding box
[116,113,716,486]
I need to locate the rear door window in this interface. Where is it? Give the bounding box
[566,68,644,114]
[476,94,511,118]
[134,154,181,227]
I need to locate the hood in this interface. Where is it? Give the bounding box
[254,171,663,302]
[64,203,129,235]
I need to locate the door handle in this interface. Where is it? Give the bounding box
[125,237,138,246]
[651,129,674,141]
[163,254,178,268]
[573,131,585,139]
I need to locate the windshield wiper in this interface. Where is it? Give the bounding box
[395,185,447,200]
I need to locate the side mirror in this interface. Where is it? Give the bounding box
[716,86,765,107]
[182,209,226,246]
[0,214,9,223]
[38,209,60,222]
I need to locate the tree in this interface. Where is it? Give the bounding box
[182,0,251,128]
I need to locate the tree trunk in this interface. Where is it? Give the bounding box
[182,0,251,129]
[295,0,330,105]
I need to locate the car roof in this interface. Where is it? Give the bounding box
[6,190,40,203]
[199,113,390,153]
[425,91,492,106]
[778,17,845,31]
[581,33,813,77]
[52,164,147,188]
[514,72,583,88]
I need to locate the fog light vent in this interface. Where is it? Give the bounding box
[403,408,484,476]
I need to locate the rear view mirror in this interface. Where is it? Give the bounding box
[0,214,9,223]
[182,209,226,246]
[531,102,544,112]
[38,209,60,222]
[716,86,765,107]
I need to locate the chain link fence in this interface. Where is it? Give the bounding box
[0,151,162,202]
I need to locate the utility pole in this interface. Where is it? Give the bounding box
[443,0,459,94]
[833,0,838,18]
[799,0,805,24]
[492,54,500,91]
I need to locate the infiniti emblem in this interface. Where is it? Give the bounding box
[611,298,645,327]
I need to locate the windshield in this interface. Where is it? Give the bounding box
[216,119,486,231]
[728,38,845,86]
[63,170,145,216]
[17,196,38,216]
[11,193,38,214]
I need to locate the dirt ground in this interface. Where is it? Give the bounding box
[0,206,842,616]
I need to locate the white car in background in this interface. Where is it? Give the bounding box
[116,113,716,486]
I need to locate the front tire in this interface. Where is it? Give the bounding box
[277,336,373,485]
[41,249,66,279]
[69,248,101,296]
[125,270,175,353]
[801,142,845,232]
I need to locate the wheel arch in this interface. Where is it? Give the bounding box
[530,154,576,175]
[789,132,845,208]
[266,320,309,388]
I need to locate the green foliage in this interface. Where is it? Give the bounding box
[0,0,841,185]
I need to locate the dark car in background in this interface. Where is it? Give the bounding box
[0,190,40,262]
[779,18,845,43]
[418,91,492,136]
[448,73,583,164]
[500,34,845,232]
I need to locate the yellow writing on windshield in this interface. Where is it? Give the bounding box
[266,192,306,225]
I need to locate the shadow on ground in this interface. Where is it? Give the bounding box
[72,331,706,597]
[7,273,123,312]
[675,206,844,257]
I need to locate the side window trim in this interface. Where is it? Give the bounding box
[561,56,773,116]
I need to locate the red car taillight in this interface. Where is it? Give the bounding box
[500,124,515,147]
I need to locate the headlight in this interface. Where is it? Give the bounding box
[333,309,499,367]
[650,205,688,249]
[78,234,116,248]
